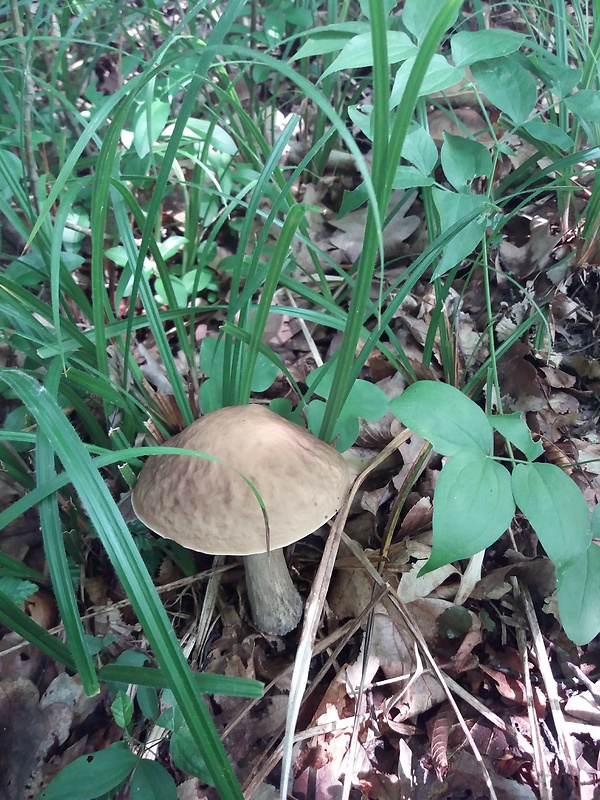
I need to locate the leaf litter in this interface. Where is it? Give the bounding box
[3,7,600,800]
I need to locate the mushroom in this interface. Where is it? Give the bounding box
[131,405,350,635]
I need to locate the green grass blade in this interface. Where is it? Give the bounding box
[37,361,99,695]
[0,369,243,800]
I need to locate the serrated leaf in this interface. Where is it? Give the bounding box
[451,30,527,67]
[36,743,138,800]
[111,690,134,728]
[488,413,544,461]
[423,450,515,573]
[390,381,493,456]
[131,760,177,800]
[556,544,600,645]
[512,463,591,568]
[441,133,492,191]
[470,57,537,123]
[0,576,37,606]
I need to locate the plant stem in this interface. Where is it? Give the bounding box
[10,0,39,213]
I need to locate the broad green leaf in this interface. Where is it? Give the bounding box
[451,30,527,67]
[401,124,438,175]
[521,119,574,151]
[158,235,188,261]
[63,208,89,247]
[306,370,390,451]
[391,55,463,108]
[423,450,514,574]
[431,189,488,277]
[592,502,600,539]
[441,133,492,191]
[200,337,279,399]
[181,268,213,295]
[357,0,395,18]
[512,463,591,568]
[392,166,435,189]
[170,725,214,784]
[556,544,600,645]
[470,57,537,123]
[403,0,459,43]
[133,100,171,159]
[390,381,493,456]
[131,760,177,800]
[162,118,238,156]
[564,90,600,124]
[290,23,369,60]
[528,52,581,99]
[104,245,129,267]
[36,743,138,800]
[199,342,279,414]
[487,413,544,462]
[322,31,417,79]
[154,276,187,308]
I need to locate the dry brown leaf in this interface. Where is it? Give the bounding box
[0,678,72,800]
[397,560,458,604]
[327,191,419,263]
[428,107,495,147]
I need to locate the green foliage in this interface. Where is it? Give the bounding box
[3,0,600,794]
[35,743,139,800]
[391,381,599,645]
[0,576,38,606]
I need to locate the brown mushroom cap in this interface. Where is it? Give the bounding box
[131,405,350,556]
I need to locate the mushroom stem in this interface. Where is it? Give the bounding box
[243,549,303,636]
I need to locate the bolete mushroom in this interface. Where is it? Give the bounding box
[131,405,350,635]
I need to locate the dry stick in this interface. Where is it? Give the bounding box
[0,565,236,660]
[239,610,383,799]
[9,0,39,214]
[515,613,552,799]
[279,429,412,800]
[385,597,499,800]
[515,579,579,784]
[338,526,500,798]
